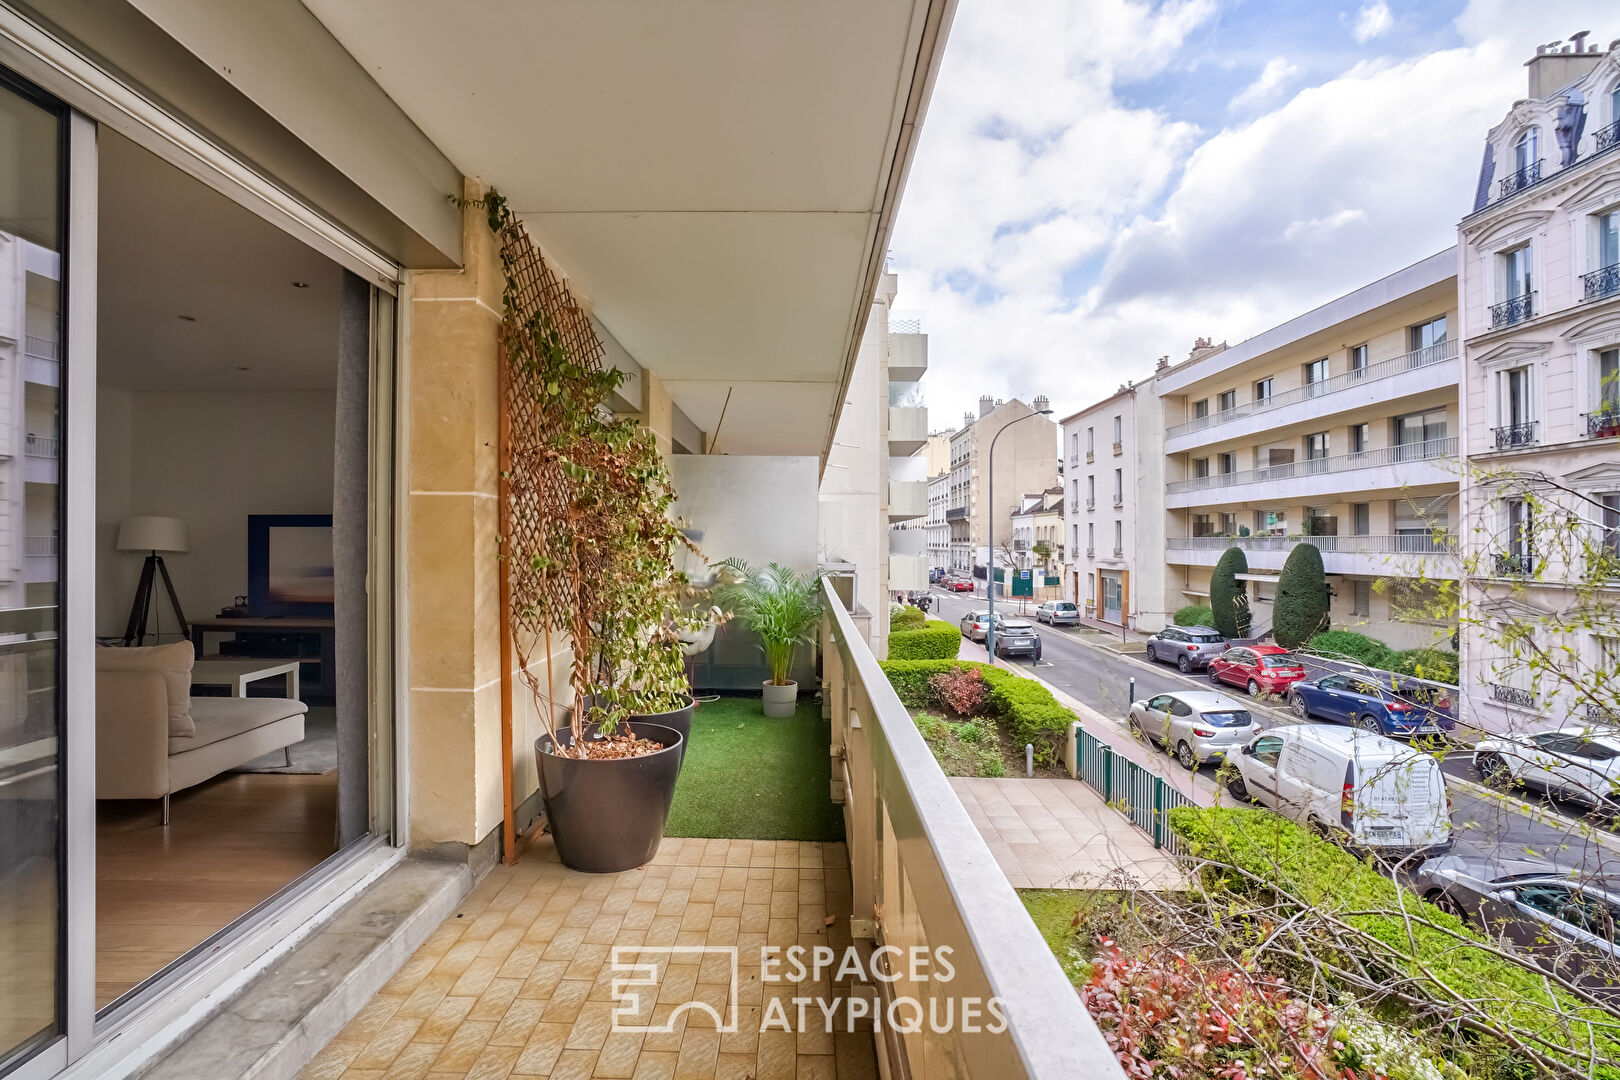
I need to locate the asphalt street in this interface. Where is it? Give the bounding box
[923,586,1620,880]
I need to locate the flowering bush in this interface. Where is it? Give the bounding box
[1081,937,1338,1080]
[928,666,987,717]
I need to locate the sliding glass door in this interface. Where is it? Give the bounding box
[0,68,65,1073]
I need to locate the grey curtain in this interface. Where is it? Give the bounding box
[334,271,370,845]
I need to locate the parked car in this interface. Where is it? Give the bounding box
[1208,645,1307,697]
[1286,672,1453,738]
[993,619,1042,660]
[1128,690,1256,769]
[1145,625,1227,673]
[1413,855,1620,995]
[948,577,975,592]
[1227,724,1452,858]
[958,611,1003,642]
[928,567,945,584]
[1472,728,1620,815]
[1035,600,1079,626]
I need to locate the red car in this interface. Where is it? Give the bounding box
[948,578,975,592]
[1207,645,1307,697]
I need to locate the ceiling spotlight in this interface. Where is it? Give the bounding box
[291,281,309,288]
[177,315,196,322]
[236,366,251,372]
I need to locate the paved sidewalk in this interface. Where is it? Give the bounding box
[950,778,1187,891]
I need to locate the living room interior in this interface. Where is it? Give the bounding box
[91,129,367,1011]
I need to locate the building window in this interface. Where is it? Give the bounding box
[1112,415,1122,443]
[1351,502,1370,536]
[1254,377,1274,402]
[1503,497,1534,572]
[1410,316,1447,353]
[1495,367,1534,447]
[1218,389,1236,412]
[1305,505,1337,536]
[1257,509,1287,537]
[1394,408,1447,456]
[1304,357,1328,395]
[1192,513,1214,537]
[1218,512,1237,536]
[1113,468,1123,504]
[1350,422,1369,454]
[1193,398,1209,419]
[1218,452,1235,475]
[1113,520,1123,555]
[1349,344,1368,372]
[1193,457,1209,479]
[1494,245,1534,326]
[1303,431,1329,468]
[1593,349,1620,436]
[1087,522,1095,552]
[1087,475,1095,504]
[1069,432,1079,460]
[1086,427,1094,453]
[1351,580,1371,616]
[1599,492,1620,560]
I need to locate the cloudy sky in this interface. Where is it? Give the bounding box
[888,0,1619,428]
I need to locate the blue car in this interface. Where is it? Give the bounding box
[1286,673,1455,738]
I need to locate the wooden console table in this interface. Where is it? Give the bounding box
[189,616,336,703]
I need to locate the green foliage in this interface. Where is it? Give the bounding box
[1392,647,1460,685]
[890,605,927,631]
[881,659,1074,762]
[710,559,824,685]
[977,749,1006,777]
[1169,807,1620,1080]
[887,620,960,660]
[1210,547,1251,638]
[1173,604,1214,627]
[1307,629,1398,671]
[1273,543,1331,648]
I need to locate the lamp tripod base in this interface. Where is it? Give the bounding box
[122,552,190,647]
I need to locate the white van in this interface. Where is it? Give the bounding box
[1227,724,1452,856]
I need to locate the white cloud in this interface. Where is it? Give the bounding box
[1229,58,1299,112]
[1352,2,1393,45]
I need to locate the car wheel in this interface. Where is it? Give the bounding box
[1475,752,1510,788]
[1247,679,1261,697]
[1128,713,1145,740]
[1355,714,1383,735]
[1177,654,1191,674]
[1289,692,1309,720]
[1145,644,1158,663]
[1176,741,1196,770]
[1426,889,1466,922]
[1209,668,1221,685]
[1226,773,1251,802]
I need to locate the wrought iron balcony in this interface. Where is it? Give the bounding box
[1584,263,1620,301]
[1086,498,1095,510]
[1112,546,1123,558]
[1597,119,1620,156]
[1068,499,1080,513]
[1492,420,1538,449]
[945,506,967,521]
[1494,552,1534,576]
[1085,450,1095,464]
[1588,410,1620,438]
[1112,441,1123,456]
[1489,292,1534,328]
[1112,494,1124,507]
[1585,702,1620,724]
[1498,159,1542,199]
[1491,682,1535,709]
[1085,546,1095,557]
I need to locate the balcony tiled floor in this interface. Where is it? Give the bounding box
[299,837,876,1080]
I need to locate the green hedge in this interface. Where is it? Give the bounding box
[1392,647,1460,685]
[1273,542,1330,648]
[887,620,960,660]
[1210,546,1251,638]
[1169,807,1620,1079]
[890,605,927,631]
[879,659,1074,759]
[1173,604,1214,627]
[1306,629,1397,670]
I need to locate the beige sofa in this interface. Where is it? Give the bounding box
[96,645,307,825]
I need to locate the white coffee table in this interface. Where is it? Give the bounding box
[191,659,301,700]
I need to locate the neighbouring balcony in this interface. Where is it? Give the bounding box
[1085,546,1095,557]
[24,434,58,458]
[1112,546,1123,557]
[1499,159,1542,199]
[1492,421,1538,450]
[889,329,928,382]
[25,535,57,557]
[1085,497,1095,511]
[1085,450,1094,464]
[888,404,928,454]
[1583,263,1620,302]
[23,334,59,387]
[945,506,967,521]
[1586,702,1620,724]
[1168,533,1452,555]
[1163,340,1457,441]
[1587,410,1620,438]
[1490,292,1535,328]
[1112,494,1123,507]
[1491,682,1536,709]
[1112,441,1122,456]
[1494,551,1534,576]
[1597,118,1620,156]
[1165,436,1455,499]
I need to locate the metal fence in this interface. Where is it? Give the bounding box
[1074,726,1196,854]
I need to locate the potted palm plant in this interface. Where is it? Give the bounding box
[711,559,823,717]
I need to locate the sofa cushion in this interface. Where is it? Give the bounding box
[178,697,309,754]
[96,641,196,738]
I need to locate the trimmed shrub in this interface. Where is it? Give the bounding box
[1306,629,1396,671]
[890,605,926,631]
[928,666,987,716]
[1210,547,1251,638]
[1172,604,1214,627]
[880,659,1074,763]
[1273,543,1330,648]
[1169,807,1620,1079]
[887,619,959,660]
[1392,647,1460,685]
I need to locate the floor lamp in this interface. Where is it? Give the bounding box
[119,516,191,646]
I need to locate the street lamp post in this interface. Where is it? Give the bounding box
[985,405,1054,660]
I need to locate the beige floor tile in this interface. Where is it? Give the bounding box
[630,1050,678,1080]
[379,1040,443,1080]
[547,1047,599,1080]
[593,1031,645,1079]
[428,1019,496,1073]
[509,1021,570,1075]
[462,1041,522,1080]
[488,996,545,1047]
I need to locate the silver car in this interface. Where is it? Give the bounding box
[1146,625,1228,673]
[1035,601,1079,626]
[958,610,1004,642]
[1413,856,1620,996]
[992,619,1041,659]
[1129,690,1256,769]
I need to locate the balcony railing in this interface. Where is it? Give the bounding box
[1583,263,1620,301]
[1085,450,1094,463]
[1587,410,1620,438]
[1112,493,1123,507]
[1067,499,1079,513]
[821,579,1120,1079]
[1086,497,1095,510]
[1492,421,1538,450]
[1167,533,1453,555]
[1597,119,1620,156]
[1499,159,1542,199]
[1112,441,1123,456]
[1165,436,1455,495]
[1112,546,1123,557]
[1491,682,1536,709]
[24,334,58,361]
[1164,340,1457,439]
[1585,702,1620,724]
[24,434,58,458]
[1490,292,1535,328]
[1085,546,1095,557]
[1068,453,1079,466]
[1494,552,1534,576]
[945,506,967,521]
[25,536,57,557]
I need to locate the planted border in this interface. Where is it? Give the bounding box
[887,620,961,660]
[880,659,1074,761]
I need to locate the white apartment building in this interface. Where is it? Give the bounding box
[1154,252,1459,648]
[945,395,1059,582]
[925,468,950,572]
[1009,486,1064,599]
[1059,382,1166,629]
[1457,38,1620,734]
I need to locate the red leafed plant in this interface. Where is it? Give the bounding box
[1081,936,1355,1080]
[928,666,987,717]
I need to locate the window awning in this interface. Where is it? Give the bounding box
[1182,587,1210,597]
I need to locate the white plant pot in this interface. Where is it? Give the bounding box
[762,680,798,718]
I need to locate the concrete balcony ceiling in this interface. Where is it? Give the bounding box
[297,0,954,457]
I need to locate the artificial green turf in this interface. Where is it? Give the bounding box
[663,695,845,841]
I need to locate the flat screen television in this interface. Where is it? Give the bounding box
[247,514,335,616]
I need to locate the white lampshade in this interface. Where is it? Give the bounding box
[117,516,189,553]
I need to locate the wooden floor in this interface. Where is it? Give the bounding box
[96,771,338,1008]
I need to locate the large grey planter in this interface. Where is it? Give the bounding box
[761,680,798,718]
